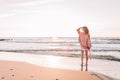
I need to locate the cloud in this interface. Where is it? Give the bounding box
[0,13,16,18]
[15,0,64,7]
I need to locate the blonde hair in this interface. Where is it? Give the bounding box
[82,26,89,34]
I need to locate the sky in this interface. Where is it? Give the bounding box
[0,0,120,37]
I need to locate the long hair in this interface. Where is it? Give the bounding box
[82,26,89,34]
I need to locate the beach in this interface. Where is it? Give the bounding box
[0,52,120,80]
[0,37,120,80]
[0,60,112,80]
[0,0,120,79]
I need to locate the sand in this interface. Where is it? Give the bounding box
[0,52,119,80]
[0,60,118,80]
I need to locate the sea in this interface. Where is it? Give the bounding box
[0,37,120,62]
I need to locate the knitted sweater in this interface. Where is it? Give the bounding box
[78,31,91,50]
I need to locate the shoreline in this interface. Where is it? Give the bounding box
[0,52,120,79]
[0,51,120,62]
[0,60,118,80]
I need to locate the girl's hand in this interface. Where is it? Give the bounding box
[76,28,80,32]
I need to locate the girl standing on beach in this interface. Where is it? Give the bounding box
[76,26,91,71]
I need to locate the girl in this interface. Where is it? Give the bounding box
[76,26,91,71]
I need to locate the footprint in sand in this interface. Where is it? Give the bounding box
[30,75,34,78]
[12,75,15,77]
[10,69,13,71]
[1,77,4,79]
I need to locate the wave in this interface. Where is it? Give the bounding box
[0,49,120,62]
[0,37,120,62]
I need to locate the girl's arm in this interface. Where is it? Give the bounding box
[76,28,81,34]
[87,34,92,49]
[76,28,80,32]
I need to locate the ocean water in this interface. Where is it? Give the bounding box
[0,37,120,61]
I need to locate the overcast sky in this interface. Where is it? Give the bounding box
[0,0,120,37]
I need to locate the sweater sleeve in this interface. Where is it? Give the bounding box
[87,34,92,49]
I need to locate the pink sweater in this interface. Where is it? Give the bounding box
[78,31,91,50]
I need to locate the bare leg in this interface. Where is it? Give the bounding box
[85,64,88,71]
[81,63,83,71]
[81,50,84,71]
[85,50,88,71]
